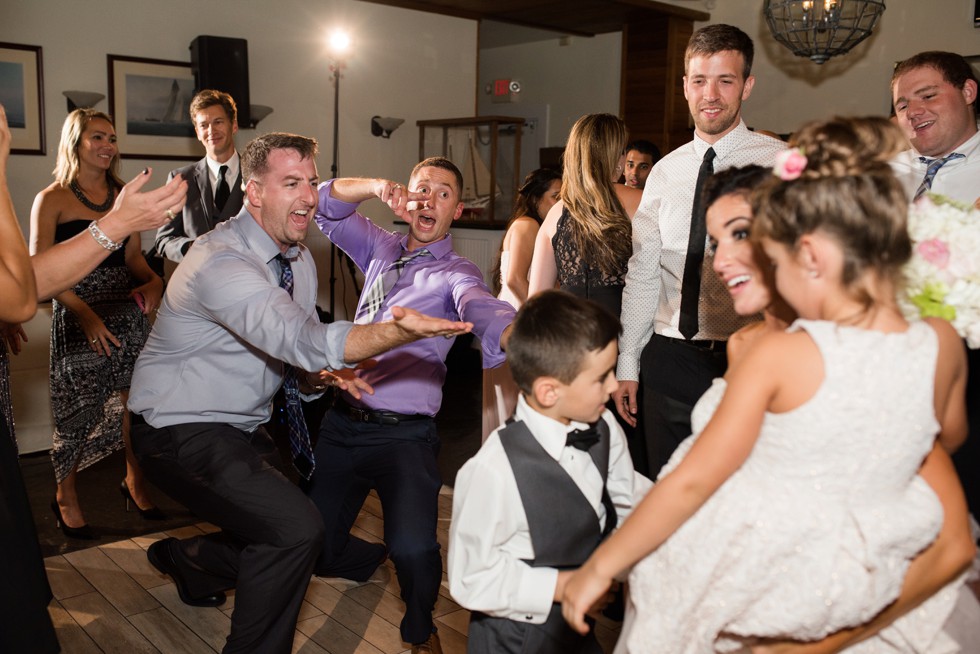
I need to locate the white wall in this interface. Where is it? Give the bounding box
[478,1,978,150]
[3,0,478,453]
[478,31,622,171]
[670,0,980,135]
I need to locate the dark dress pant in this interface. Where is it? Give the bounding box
[954,346,980,520]
[0,417,59,654]
[468,605,602,654]
[307,408,442,644]
[639,334,728,478]
[132,419,324,654]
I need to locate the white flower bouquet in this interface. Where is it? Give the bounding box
[901,193,980,348]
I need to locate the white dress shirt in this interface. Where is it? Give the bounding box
[206,151,240,192]
[448,395,650,623]
[891,128,980,206]
[617,122,785,382]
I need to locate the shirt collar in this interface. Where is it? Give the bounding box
[916,128,980,164]
[513,394,593,461]
[396,232,455,260]
[238,208,298,264]
[205,151,240,181]
[693,119,751,163]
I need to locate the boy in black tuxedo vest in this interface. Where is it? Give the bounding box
[449,290,649,653]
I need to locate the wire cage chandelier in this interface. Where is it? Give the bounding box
[763,0,886,64]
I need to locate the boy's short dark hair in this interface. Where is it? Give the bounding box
[508,290,621,394]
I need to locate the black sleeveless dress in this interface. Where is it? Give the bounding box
[49,220,149,482]
[551,208,629,319]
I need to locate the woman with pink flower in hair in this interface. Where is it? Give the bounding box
[561,116,980,653]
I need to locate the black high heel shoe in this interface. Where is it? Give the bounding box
[119,481,167,520]
[50,500,97,540]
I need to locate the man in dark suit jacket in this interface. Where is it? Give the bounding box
[155,89,244,263]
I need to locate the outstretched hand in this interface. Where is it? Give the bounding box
[390,305,472,338]
[305,366,376,401]
[101,169,188,237]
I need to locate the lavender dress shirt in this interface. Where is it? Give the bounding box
[316,180,516,417]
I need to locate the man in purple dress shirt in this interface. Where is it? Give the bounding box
[310,157,516,654]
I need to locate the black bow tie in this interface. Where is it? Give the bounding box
[566,424,601,451]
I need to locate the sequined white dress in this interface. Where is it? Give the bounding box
[618,320,976,653]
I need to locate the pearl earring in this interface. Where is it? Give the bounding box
[808,269,818,278]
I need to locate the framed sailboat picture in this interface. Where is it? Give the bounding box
[107,55,200,160]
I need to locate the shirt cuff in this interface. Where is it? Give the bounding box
[512,566,560,623]
[617,352,639,382]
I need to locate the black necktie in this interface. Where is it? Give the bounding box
[214,164,231,212]
[566,424,601,451]
[276,254,315,480]
[679,147,716,339]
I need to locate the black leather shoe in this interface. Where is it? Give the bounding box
[147,538,226,607]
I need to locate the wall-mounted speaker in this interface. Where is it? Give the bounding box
[190,35,251,128]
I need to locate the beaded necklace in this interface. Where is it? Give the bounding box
[69,178,116,213]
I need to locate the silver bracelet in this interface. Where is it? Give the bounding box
[88,220,124,251]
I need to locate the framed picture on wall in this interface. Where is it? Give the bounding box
[108,54,200,160]
[0,42,45,155]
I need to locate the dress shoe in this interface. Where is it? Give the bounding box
[147,537,226,607]
[119,480,167,520]
[50,500,97,540]
[411,631,442,654]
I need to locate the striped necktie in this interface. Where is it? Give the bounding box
[914,153,964,200]
[357,249,429,323]
[276,254,315,480]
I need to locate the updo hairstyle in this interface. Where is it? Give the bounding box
[752,116,911,307]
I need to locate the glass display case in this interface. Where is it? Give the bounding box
[417,116,525,226]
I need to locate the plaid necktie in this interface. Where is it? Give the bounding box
[276,254,315,480]
[679,147,716,339]
[357,248,429,323]
[914,153,964,201]
[214,164,231,212]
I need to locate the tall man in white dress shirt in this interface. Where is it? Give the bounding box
[891,51,980,519]
[615,24,784,477]
[155,89,244,264]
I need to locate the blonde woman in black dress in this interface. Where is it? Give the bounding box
[31,109,164,538]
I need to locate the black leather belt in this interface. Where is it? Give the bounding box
[656,334,726,352]
[336,399,428,426]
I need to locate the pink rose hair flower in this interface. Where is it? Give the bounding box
[774,148,807,181]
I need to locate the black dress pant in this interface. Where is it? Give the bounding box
[132,418,324,654]
[639,334,728,478]
[307,408,442,645]
[954,346,980,520]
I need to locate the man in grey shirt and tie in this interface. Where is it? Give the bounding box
[129,132,471,654]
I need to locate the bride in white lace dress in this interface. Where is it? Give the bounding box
[561,117,980,653]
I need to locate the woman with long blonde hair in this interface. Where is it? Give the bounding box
[31,109,165,539]
[528,113,640,317]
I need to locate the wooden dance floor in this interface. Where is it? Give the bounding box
[44,487,624,653]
